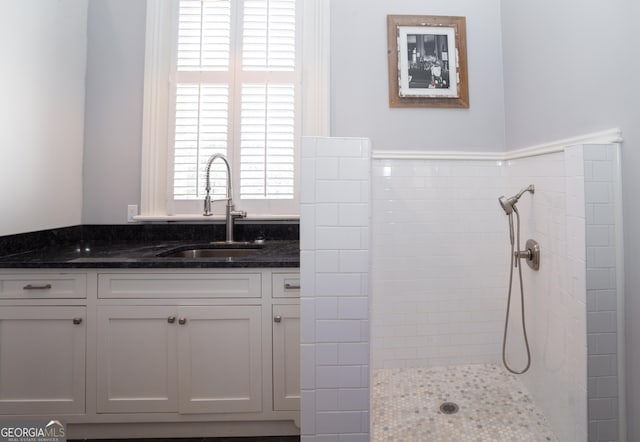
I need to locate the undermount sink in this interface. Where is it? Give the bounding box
[157,243,263,259]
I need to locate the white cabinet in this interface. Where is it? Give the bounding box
[0,273,86,299]
[177,306,262,413]
[271,272,301,411]
[97,306,178,413]
[272,273,301,299]
[98,272,261,299]
[0,268,299,436]
[0,306,86,415]
[97,305,262,414]
[272,304,300,411]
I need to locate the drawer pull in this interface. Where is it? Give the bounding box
[284,283,300,290]
[23,284,52,290]
[73,318,83,325]
[178,318,187,325]
[274,315,282,323]
[168,316,176,324]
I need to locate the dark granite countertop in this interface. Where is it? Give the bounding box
[0,224,300,269]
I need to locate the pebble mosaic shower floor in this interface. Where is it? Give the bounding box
[372,364,558,442]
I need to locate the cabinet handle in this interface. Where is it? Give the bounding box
[73,318,83,325]
[168,316,176,324]
[178,318,187,325]
[23,284,52,290]
[274,315,282,323]
[284,283,300,290]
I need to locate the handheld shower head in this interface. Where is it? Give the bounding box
[499,195,516,215]
[498,184,535,215]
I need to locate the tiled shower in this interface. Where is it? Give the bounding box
[300,137,623,441]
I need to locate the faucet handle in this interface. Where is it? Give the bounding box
[231,208,246,219]
[204,196,234,216]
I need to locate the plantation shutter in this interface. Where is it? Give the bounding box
[171,0,299,213]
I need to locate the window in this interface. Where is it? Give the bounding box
[139,0,329,220]
[170,0,300,216]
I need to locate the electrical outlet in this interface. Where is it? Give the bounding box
[127,205,138,223]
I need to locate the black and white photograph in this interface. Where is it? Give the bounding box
[406,33,450,90]
[387,15,469,108]
[397,26,457,98]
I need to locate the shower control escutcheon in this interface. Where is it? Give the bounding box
[514,239,540,271]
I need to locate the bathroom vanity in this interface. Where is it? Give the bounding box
[0,225,300,439]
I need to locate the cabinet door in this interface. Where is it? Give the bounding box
[177,306,262,414]
[97,306,178,413]
[272,304,300,411]
[0,307,85,414]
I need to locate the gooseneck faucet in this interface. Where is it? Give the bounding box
[203,153,246,242]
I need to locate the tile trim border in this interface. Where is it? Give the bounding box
[372,128,623,161]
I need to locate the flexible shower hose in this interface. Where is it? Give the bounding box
[502,205,532,374]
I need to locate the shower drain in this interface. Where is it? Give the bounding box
[439,402,459,414]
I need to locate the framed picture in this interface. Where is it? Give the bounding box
[387,15,469,108]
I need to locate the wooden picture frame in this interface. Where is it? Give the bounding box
[387,15,469,108]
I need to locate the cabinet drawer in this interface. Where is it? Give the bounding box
[98,273,262,299]
[0,273,86,299]
[272,272,300,298]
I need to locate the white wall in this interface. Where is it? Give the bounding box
[370,150,592,440]
[0,1,88,236]
[371,158,507,368]
[501,1,631,149]
[507,150,587,442]
[330,0,506,151]
[300,137,371,441]
[500,1,640,438]
[81,0,146,224]
[583,145,622,441]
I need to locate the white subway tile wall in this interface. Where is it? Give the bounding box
[584,144,621,442]
[300,139,620,441]
[300,137,371,441]
[506,150,587,442]
[368,148,622,441]
[371,159,508,369]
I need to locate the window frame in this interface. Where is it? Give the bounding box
[139,0,330,221]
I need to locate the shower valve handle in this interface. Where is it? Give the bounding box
[514,239,540,271]
[514,249,532,268]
